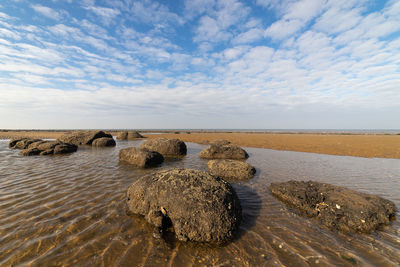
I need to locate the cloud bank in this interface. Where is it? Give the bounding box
[0,0,399,129]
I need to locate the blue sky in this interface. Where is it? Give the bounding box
[0,0,399,129]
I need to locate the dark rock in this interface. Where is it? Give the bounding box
[53,143,78,154]
[19,148,41,156]
[92,137,116,147]
[140,138,187,157]
[57,131,112,146]
[208,159,256,181]
[200,144,249,160]
[269,180,396,233]
[119,147,164,168]
[126,168,242,244]
[10,138,77,156]
[117,131,144,140]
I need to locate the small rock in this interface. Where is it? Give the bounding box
[92,137,116,147]
[140,138,187,157]
[119,147,164,168]
[117,131,144,140]
[200,144,249,160]
[207,159,256,181]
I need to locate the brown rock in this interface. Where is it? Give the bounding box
[10,138,42,149]
[208,159,256,181]
[200,144,249,160]
[127,168,242,244]
[119,147,164,168]
[117,131,144,140]
[140,138,187,157]
[92,137,116,147]
[57,131,112,146]
[10,138,78,156]
[211,139,231,146]
[269,180,396,233]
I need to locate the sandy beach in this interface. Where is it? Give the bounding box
[1,130,399,159]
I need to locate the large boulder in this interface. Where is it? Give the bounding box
[57,131,112,146]
[208,159,256,181]
[92,137,116,147]
[117,131,144,140]
[119,147,164,168]
[200,144,249,160]
[9,138,77,156]
[269,181,396,233]
[140,138,187,157]
[127,169,242,244]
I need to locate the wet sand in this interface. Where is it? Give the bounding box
[147,132,400,159]
[1,131,399,159]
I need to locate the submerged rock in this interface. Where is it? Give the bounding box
[126,168,242,244]
[200,144,249,160]
[10,138,77,156]
[140,138,187,157]
[92,137,116,147]
[208,159,256,181]
[57,131,112,146]
[117,131,144,140]
[119,147,164,168]
[269,180,396,233]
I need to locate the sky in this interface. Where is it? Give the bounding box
[0,0,399,129]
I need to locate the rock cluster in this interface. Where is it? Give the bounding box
[140,138,187,157]
[126,168,242,244]
[119,147,164,168]
[201,141,255,181]
[9,138,77,156]
[117,131,144,140]
[57,131,115,147]
[269,180,396,233]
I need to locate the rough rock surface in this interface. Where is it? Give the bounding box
[92,137,116,147]
[140,138,187,157]
[127,168,242,244]
[211,140,231,146]
[119,147,164,168]
[117,131,144,140]
[200,144,249,160]
[9,138,77,156]
[269,180,396,233]
[57,131,112,146]
[208,159,256,181]
[9,138,42,149]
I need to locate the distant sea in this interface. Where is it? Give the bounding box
[131,129,400,134]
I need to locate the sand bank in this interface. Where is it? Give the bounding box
[145,132,400,159]
[1,131,399,159]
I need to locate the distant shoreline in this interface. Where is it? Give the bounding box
[1,130,400,159]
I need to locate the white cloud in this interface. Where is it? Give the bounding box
[84,6,120,25]
[265,0,326,40]
[130,0,183,26]
[184,0,215,19]
[31,4,62,20]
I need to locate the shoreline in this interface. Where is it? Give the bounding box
[1,130,399,159]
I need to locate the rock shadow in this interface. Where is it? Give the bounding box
[231,183,262,242]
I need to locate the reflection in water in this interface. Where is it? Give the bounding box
[0,140,399,266]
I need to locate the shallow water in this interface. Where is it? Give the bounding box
[0,139,399,266]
